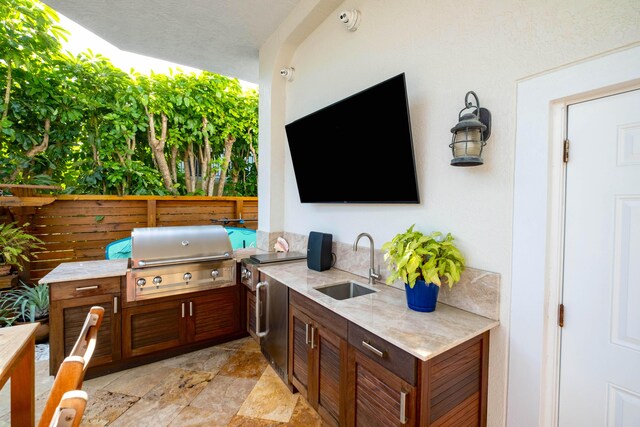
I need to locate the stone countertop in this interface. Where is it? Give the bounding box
[258,262,499,362]
[38,258,130,284]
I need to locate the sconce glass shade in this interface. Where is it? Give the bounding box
[449,92,491,167]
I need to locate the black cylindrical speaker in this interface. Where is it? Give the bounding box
[307,231,332,272]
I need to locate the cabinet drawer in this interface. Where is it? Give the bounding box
[348,322,417,385]
[290,289,348,340]
[51,276,121,301]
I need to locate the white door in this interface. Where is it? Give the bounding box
[559,89,640,426]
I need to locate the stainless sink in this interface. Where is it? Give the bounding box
[314,281,377,300]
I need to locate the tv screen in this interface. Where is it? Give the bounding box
[285,73,420,203]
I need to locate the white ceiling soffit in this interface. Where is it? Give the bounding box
[43,0,302,83]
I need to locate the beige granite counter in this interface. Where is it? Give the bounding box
[38,258,130,284]
[257,262,499,361]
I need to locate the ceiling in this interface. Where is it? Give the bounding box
[43,0,302,83]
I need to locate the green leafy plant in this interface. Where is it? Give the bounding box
[2,281,49,322]
[0,305,17,327]
[0,222,45,271]
[382,224,465,288]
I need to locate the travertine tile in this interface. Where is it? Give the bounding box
[103,362,173,397]
[158,346,233,374]
[144,368,213,406]
[227,415,285,427]
[216,336,261,353]
[189,375,257,425]
[218,350,268,379]
[80,389,139,426]
[168,405,227,427]
[82,369,127,394]
[108,398,183,427]
[286,395,326,426]
[237,366,299,422]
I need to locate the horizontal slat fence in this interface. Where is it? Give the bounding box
[23,196,257,281]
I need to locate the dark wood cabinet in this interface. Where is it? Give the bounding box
[123,299,185,358]
[289,290,348,426]
[49,277,122,376]
[247,289,258,339]
[288,289,490,427]
[124,285,240,358]
[347,346,417,427]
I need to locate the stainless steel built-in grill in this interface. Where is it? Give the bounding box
[126,225,236,301]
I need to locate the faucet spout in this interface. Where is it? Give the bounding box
[353,232,380,285]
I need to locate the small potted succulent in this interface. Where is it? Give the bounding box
[1,281,50,341]
[0,222,44,276]
[382,224,465,312]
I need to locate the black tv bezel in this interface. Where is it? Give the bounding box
[285,72,420,204]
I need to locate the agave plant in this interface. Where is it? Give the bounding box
[1,281,49,322]
[0,222,44,272]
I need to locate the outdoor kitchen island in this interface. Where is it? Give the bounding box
[40,255,250,378]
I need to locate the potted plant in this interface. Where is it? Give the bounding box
[0,221,44,276]
[382,224,465,312]
[2,281,50,341]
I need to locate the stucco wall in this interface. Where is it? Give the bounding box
[258,1,640,425]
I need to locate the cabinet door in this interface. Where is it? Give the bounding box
[314,325,347,427]
[348,347,417,427]
[50,293,121,375]
[289,306,314,399]
[188,286,239,343]
[247,289,258,339]
[123,299,186,358]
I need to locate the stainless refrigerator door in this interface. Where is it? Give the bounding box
[260,278,288,382]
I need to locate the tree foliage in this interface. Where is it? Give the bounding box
[0,0,258,196]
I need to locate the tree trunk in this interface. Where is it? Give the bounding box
[146,111,175,193]
[201,117,212,192]
[170,145,178,184]
[1,62,12,123]
[183,150,191,193]
[248,130,258,170]
[188,143,197,193]
[9,118,51,182]
[217,134,235,196]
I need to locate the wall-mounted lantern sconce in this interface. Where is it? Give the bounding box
[280,67,295,82]
[449,91,492,166]
[338,9,361,32]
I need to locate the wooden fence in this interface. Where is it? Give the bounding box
[4,195,258,282]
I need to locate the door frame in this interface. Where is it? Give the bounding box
[508,44,640,427]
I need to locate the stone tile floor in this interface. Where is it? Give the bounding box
[0,337,327,426]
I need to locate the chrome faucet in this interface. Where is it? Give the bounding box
[353,232,380,285]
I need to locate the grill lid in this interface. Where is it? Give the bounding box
[131,225,232,268]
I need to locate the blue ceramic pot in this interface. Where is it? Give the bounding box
[405,279,440,312]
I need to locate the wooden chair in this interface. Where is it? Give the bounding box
[38,356,85,427]
[39,306,104,427]
[47,390,88,427]
[69,306,104,386]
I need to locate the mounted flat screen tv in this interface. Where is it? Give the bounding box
[285,73,420,204]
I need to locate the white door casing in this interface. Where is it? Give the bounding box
[559,89,640,426]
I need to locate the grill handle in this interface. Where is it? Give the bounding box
[137,254,230,267]
[256,281,269,338]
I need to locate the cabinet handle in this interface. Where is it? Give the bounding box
[75,285,98,291]
[362,340,385,358]
[310,326,316,349]
[181,302,185,318]
[400,391,408,424]
[305,323,310,345]
[189,301,193,317]
[255,281,268,337]
[113,296,118,314]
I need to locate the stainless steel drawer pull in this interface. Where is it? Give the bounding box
[189,301,193,316]
[310,326,316,349]
[362,340,385,358]
[305,323,310,345]
[181,302,185,318]
[75,285,98,291]
[255,281,268,338]
[400,391,408,424]
[113,296,118,314]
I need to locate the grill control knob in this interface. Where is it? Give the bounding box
[153,276,162,285]
[183,272,192,282]
[136,278,146,287]
[211,269,220,279]
[245,270,252,279]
